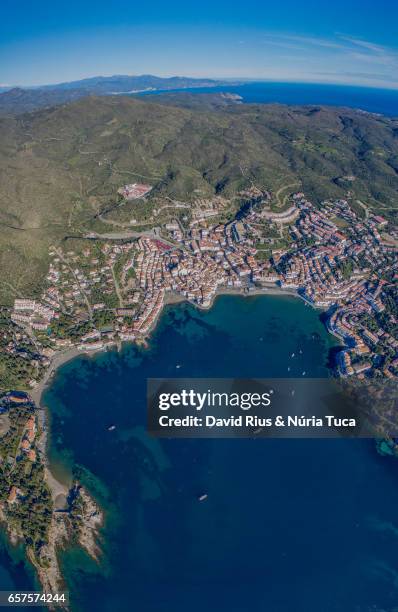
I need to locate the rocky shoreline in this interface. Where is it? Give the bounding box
[29,485,102,609]
[1,482,103,608]
[0,386,104,609]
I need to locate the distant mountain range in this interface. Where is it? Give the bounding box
[0,74,231,114]
[36,74,226,93]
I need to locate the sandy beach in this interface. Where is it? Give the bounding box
[30,347,82,409]
[30,347,85,499]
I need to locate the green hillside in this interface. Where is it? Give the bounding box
[0,95,397,303]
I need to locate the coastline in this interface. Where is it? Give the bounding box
[30,347,82,411]
[16,284,343,600]
[28,283,338,508]
[23,341,105,602]
[21,283,398,612]
[32,284,322,413]
[163,283,298,307]
[31,347,83,496]
[30,346,107,509]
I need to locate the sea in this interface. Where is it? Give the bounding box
[139,81,398,117]
[4,295,398,611]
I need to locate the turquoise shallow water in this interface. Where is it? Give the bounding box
[34,295,398,612]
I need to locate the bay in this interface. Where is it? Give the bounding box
[41,295,398,611]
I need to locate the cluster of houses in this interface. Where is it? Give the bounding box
[117,183,152,200]
[276,197,397,377]
[19,414,37,463]
[190,196,229,225]
[0,392,38,505]
[105,222,274,339]
[9,213,276,353]
[11,299,57,331]
[5,192,397,381]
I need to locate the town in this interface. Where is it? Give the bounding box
[1,187,397,390]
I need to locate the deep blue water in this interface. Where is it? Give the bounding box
[0,533,37,594]
[36,295,398,612]
[139,81,398,117]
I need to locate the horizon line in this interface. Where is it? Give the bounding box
[2,73,398,93]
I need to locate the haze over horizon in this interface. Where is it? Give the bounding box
[3,73,398,94]
[1,0,398,90]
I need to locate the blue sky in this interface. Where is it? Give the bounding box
[1,0,398,89]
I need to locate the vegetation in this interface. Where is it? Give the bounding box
[0,76,226,115]
[0,352,42,391]
[0,94,397,303]
[0,310,45,391]
[5,461,52,552]
[337,258,355,280]
[0,400,53,554]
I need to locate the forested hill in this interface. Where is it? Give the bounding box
[0,93,397,301]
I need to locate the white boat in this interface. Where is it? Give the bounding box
[198,494,208,502]
[108,425,116,431]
